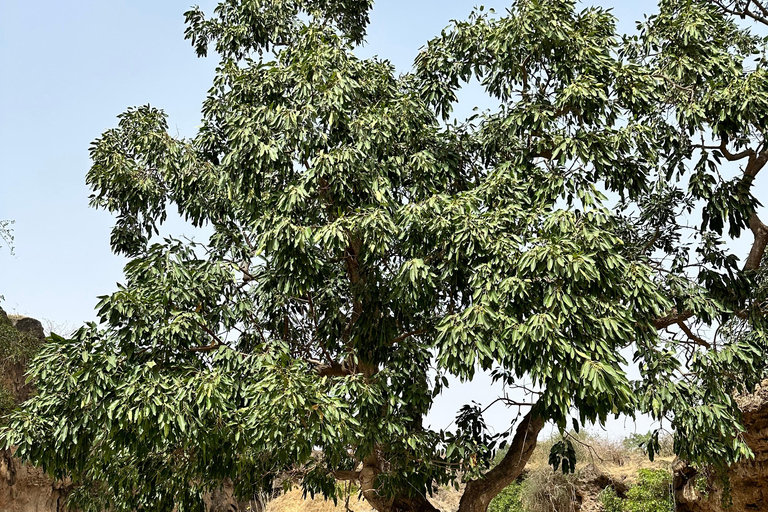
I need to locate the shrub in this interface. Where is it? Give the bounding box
[488,481,524,512]
[625,469,672,512]
[600,486,623,512]
[600,469,673,512]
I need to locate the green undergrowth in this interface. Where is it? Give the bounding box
[489,431,675,512]
[0,386,15,420]
[0,313,43,424]
[488,468,674,512]
[488,481,524,512]
[601,469,673,512]
[0,322,42,365]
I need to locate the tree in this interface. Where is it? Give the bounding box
[3,1,767,511]
[0,220,14,254]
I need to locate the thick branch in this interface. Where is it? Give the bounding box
[389,329,426,345]
[677,320,711,348]
[745,213,768,270]
[653,309,694,330]
[359,453,393,512]
[719,137,756,162]
[314,361,352,377]
[333,470,359,482]
[710,0,768,26]
[694,138,756,162]
[457,408,545,512]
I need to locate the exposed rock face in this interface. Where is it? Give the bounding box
[6,317,44,342]
[0,308,72,512]
[0,450,72,512]
[573,464,630,512]
[675,380,768,512]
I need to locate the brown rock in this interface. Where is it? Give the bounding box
[6,316,44,341]
[574,464,630,512]
[675,379,768,511]
[0,449,73,512]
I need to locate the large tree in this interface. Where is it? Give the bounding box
[4,1,768,511]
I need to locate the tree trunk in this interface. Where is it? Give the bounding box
[392,494,440,512]
[357,409,544,512]
[456,409,545,512]
[358,453,440,512]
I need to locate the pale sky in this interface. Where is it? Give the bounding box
[0,0,693,439]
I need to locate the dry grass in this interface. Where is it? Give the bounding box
[427,484,465,512]
[265,490,375,512]
[263,432,675,512]
[263,487,465,512]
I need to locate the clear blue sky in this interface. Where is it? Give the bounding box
[0,1,664,436]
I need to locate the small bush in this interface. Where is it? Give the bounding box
[600,486,623,512]
[0,319,43,426]
[0,322,42,366]
[0,386,15,421]
[600,469,673,512]
[625,469,672,512]
[488,481,523,512]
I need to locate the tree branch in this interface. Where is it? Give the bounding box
[189,341,222,353]
[190,319,225,352]
[333,470,360,482]
[710,0,768,26]
[677,320,711,349]
[693,138,756,162]
[745,213,768,270]
[389,329,426,345]
[313,360,352,377]
[653,309,694,330]
[457,408,545,512]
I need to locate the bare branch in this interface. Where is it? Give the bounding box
[312,360,352,377]
[710,0,768,26]
[389,329,426,345]
[677,320,712,349]
[333,470,360,482]
[189,342,222,353]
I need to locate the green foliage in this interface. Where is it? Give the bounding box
[0,387,15,424]
[0,323,42,367]
[624,470,672,512]
[548,439,577,475]
[694,472,710,499]
[600,486,623,512]
[0,316,43,426]
[488,481,524,512]
[3,0,768,510]
[600,469,673,512]
[622,431,674,459]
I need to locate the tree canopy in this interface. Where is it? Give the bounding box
[3,1,768,511]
